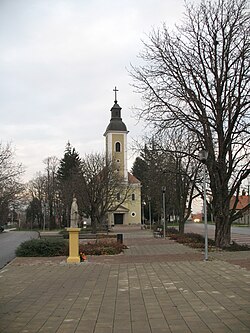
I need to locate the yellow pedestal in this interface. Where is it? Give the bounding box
[66,227,81,264]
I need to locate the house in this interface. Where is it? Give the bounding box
[191,213,203,223]
[104,88,141,226]
[230,192,250,225]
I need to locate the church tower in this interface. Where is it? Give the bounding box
[104,87,141,226]
[104,87,128,182]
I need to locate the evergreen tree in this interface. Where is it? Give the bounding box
[57,142,81,180]
[57,142,82,227]
[131,156,148,183]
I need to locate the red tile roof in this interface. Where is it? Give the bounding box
[191,213,203,221]
[128,172,140,184]
[230,195,250,210]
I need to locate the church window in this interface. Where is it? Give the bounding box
[131,212,136,217]
[117,193,121,201]
[115,142,121,152]
[132,193,135,201]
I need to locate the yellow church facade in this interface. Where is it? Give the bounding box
[104,89,141,226]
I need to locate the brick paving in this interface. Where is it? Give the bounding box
[0,225,250,333]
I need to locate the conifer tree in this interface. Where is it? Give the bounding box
[57,142,82,226]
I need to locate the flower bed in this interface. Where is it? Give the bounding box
[167,230,250,251]
[79,240,127,256]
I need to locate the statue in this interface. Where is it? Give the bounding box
[70,196,79,228]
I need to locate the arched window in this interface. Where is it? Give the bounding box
[117,193,121,201]
[132,193,135,201]
[115,142,121,152]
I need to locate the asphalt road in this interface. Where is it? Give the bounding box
[0,230,39,269]
[185,222,250,245]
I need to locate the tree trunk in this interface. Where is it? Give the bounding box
[210,161,231,248]
[91,216,97,234]
[179,221,185,234]
[215,217,231,247]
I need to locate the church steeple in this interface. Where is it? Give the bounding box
[104,87,141,227]
[104,87,128,135]
[104,87,128,182]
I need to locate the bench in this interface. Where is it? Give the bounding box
[79,233,97,239]
[153,228,163,238]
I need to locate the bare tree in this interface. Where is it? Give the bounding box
[26,172,47,229]
[131,0,250,247]
[27,157,61,230]
[160,130,201,233]
[0,142,24,226]
[133,132,200,233]
[43,156,60,229]
[79,153,131,233]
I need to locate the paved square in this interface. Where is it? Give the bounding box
[0,226,250,333]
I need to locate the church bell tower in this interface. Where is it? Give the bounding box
[104,87,129,182]
[104,87,141,226]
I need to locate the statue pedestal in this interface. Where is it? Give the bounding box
[66,227,81,263]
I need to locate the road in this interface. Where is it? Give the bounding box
[0,230,39,269]
[184,222,250,245]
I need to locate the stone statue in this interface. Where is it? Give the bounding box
[70,197,79,228]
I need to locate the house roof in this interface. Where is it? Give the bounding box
[230,195,250,210]
[128,172,140,184]
[191,213,203,221]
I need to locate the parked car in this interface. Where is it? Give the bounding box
[0,225,4,232]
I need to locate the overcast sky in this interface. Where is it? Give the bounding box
[0,0,188,182]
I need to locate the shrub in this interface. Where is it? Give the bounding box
[223,241,250,251]
[79,240,127,256]
[184,233,205,243]
[166,227,179,235]
[168,232,216,247]
[15,238,68,257]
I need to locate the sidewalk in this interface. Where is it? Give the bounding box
[0,226,250,333]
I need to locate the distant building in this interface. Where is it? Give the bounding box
[104,89,141,226]
[191,213,203,223]
[230,193,250,225]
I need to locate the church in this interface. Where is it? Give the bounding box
[104,88,141,226]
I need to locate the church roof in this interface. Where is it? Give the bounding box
[128,172,141,184]
[104,100,128,134]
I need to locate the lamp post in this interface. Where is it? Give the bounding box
[248,175,250,227]
[142,200,146,229]
[162,187,166,238]
[148,196,152,230]
[43,202,46,231]
[199,149,209,261]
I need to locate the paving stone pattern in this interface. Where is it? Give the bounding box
[0,226,250,333]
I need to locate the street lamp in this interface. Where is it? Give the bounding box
[142,200,146,229]
[199,149,209,261]
[43,203,46,231]
[248,174,250,227]
[162,186,166,238]
[148,196,152,230]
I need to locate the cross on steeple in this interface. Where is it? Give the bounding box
[113,86,119,103]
